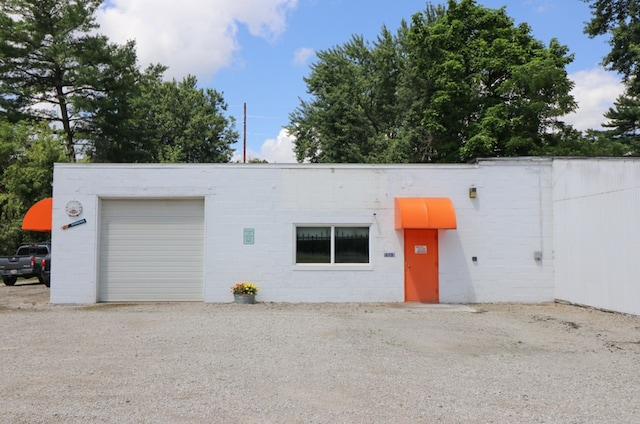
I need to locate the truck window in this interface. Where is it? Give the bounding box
[16,247,30,255]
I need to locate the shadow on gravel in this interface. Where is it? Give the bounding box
[384,302,479,312]
[77,303,142,311]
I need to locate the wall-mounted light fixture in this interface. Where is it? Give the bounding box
[469,187,477,198]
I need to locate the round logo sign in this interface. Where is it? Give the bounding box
[65,200,83,217]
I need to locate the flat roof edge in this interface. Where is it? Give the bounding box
[53,162,479,170]
[54,156,640,170]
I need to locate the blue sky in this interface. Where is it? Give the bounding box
[97,0,624,162]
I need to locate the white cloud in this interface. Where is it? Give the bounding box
[259,128,297,163]
[563,68,625,131]
[96,0,298,81]
[292,47,315,66]
[231,129,297,163]
[522,0,554,14]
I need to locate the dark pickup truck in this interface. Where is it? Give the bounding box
[41,253,51,287]
[0,243,51,286]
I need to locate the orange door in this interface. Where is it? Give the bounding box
[404,229,439,302]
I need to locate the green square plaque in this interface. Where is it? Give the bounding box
[243,228,255,245]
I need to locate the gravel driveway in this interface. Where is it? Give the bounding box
[2,282,640,423]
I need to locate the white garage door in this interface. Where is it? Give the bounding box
[99,199,204,302]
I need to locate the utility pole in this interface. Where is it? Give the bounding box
[243,102,247,163]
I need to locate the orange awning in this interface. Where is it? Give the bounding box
[22,197,52,231]
[394,197,457,229]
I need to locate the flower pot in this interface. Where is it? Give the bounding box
[234,294,256,304]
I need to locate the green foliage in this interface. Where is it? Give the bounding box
[0,0,238,164]
[0,119,69,254]
[584,0,640,149]
[405,0,576,162]
[601,92,640,154]
[90,67,237,163]
[0,0,238,253]
[289,0,578,163]
[0,0,139,160]
[583,0,640,93]
[150,75,237,163]
[289,27,409,163]
[75,41,147,161]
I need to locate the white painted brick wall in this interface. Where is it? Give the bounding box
[52,161,555,304]
[553,159,640,316]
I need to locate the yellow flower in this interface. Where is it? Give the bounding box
[231,282,259,294]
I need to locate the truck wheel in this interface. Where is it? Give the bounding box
[2,276,17,286]
[43,278,50,288]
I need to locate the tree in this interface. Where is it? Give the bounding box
[90,68,237,163]
[288,1,577,163]
[0,0,237,164]
[289,27,408,163]
[583,0,640,92]
[0,0,140,160]
[533,125,629,156]
[0,119,68,254]
[601,92,640,154]
[584,1,640,150]
[88,64,166,163]
[151,75,237,163]
[405,0,576,162]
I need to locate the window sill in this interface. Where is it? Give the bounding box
[293,264,373,271]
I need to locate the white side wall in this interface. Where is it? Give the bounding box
[553,159,640,316]
[51,161,555,304]
[435,160,554,303]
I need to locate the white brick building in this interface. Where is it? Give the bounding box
[49,158,640,315]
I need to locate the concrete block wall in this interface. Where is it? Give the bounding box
[460,160,555,303]
[553,158,640,316]
[51,165,216,303]
[398,159,555,303]
[51,160,556,304]
[208,166,400,303]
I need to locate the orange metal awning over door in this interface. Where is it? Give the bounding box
[394,197,457,229]
[22,197,53,232]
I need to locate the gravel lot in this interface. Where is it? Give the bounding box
[1,281,640,423]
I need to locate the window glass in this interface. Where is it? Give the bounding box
[296,226,370,264]
[335,227,369,263]
[296,227,330,263]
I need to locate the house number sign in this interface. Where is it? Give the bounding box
[414,245,427,254]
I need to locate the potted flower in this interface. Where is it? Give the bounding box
[231,282,259,304]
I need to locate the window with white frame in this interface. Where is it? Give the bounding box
[296,226,370,264]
